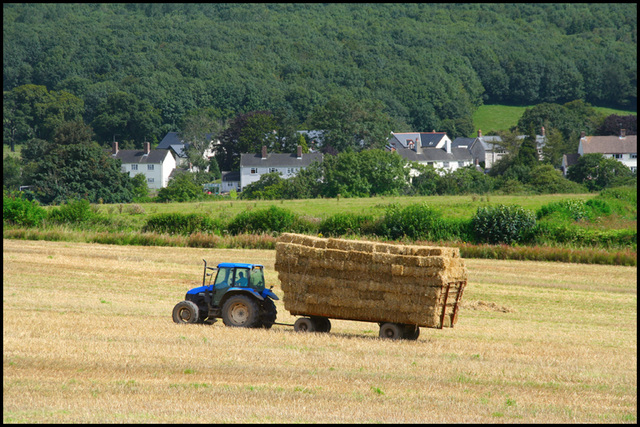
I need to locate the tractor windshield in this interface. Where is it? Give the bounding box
[235,268,250,287]
[250,266,265,291]
[214,267,233,290]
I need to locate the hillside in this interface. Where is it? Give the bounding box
[3,3,637,146]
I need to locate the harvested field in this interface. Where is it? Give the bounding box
[275,233,467,328]
[3,239,637,423]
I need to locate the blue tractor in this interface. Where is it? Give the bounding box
[172,260,279,328]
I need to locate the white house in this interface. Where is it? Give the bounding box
[386,132,473,175]
[111,141,176,189]
[239,145,323,191]
[470,129,547,171]
[576,129,637,173]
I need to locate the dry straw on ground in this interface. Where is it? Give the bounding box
[275,233,468,328]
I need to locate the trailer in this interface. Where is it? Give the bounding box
[173,233,468,340]
[274,233,467,339]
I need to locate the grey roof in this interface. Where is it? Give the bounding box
[451,137,477,148]
[158,131,216,150]
[112,149,171,164]
[391,145,472,163]
[240,152,323,168]
[222,170,240,182]
[388,132,449,149]
[169,144,187,158]
[580,135,637,154]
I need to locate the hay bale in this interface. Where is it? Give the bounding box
[275,233,467,328]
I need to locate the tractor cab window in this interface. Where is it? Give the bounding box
[250,267,265,291]
[234,268,250,287]
[214,267,233,290]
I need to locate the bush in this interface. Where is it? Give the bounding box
[227,205,306,235]
[376,203,452,241]
[472,204,537,245]
[47,199,96,224]
[3,192,47,227]
[318,213,375,237]
[142,213,221,235]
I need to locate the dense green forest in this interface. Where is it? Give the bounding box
[3,3,637,150]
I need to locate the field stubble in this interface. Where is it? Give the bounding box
[3,239,637,423]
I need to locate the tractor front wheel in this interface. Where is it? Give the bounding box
[221,295,261,328]
[172,301,200,324]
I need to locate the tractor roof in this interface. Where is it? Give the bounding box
[217,262,263,269]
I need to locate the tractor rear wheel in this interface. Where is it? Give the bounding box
[379,322,404,339]
[172,301,200,324]
[221,295,261,328]
[260,298,277,329]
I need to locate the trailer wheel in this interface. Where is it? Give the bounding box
[294,317,315,332]
[172,301,200,324]
[311,316,331,333]
[379,322,404,339]
[402,324,420,340]
[222,295,261,328]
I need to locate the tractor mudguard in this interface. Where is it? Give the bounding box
[225,287,265,301]
[261,288,279,300]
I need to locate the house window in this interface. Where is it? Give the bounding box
[458,161,465,167]
[131,164,138,171]
[250,168,258,174]
[147,164,154,170]
[443,162,450,168]
[147,178,154,183]
[269,168,278,173]
[630,153,637,159]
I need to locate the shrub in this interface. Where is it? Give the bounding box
[47,199,96,224]
[472,204,537,245]
[376,203,450,241]
[142,213,221,235]
[318,213,375,237]
[227,205,306,235]
[3,192,47,227]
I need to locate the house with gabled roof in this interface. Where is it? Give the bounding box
[239,145,323,191]
[576,129,637,173]
[386,132,473,175]
[110,141,176,189]
[470,129,547,171]
[157,131,218,170]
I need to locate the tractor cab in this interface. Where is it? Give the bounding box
[208,262,266,306]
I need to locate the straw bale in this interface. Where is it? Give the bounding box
[276,233,467,328]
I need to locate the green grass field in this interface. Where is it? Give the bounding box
[472,104,637,137]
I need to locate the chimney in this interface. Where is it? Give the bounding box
[446,138,451,154]
[261,145,267,160]
[477,129,482,138]
[144,142,150,155]
[620,129,626,139]
[112,141,118,155]
[580,131,586,139]
[541,126,545,137]
[297,145,302,159]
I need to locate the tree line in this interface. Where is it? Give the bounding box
[4,3,637,150]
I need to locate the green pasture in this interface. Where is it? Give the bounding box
[472,104,637,137]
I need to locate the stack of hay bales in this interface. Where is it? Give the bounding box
[275,233,468,328]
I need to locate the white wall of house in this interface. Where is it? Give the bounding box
[121,152,176,190]
[240,165,302,189]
